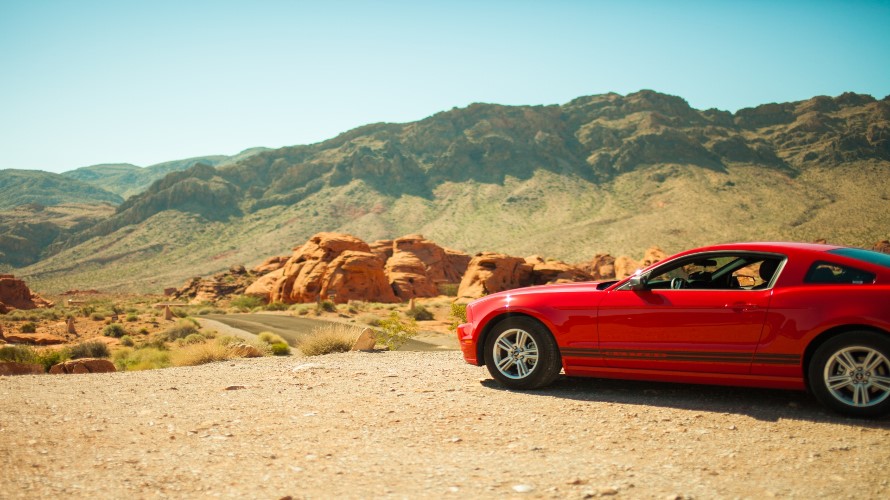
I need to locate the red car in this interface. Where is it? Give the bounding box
[457,242,890,417]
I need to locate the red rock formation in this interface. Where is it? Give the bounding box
[244,268,285,297]
[458,253,533,298]
[579,253,617,280]
[873,240,890,254]
[270,233,398,304]
[0,275,54,313]
[614,256,639,279]
[385,235,471,299]
[252,255,290,275]
[524,256,593,285]
[369,239,394,262]
[48,358,116,374]
[641,246,667,267]
[1,332,66,346]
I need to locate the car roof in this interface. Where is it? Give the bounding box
[689,242,843,254]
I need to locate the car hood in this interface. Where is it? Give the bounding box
[472,281,609,304]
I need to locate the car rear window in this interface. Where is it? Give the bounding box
[805,261,876,284]
[827,248,890,269]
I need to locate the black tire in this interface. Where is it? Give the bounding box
[483,316,561,390]
[808,331,890,418]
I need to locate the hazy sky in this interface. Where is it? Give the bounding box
[2,0,888,173]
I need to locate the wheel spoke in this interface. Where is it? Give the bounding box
[837,351,859,372]
[496,337,514,353]
[865,351,887,372]
[516,359,529,377]
[826,375,852,391]
[497,356,515,372]
[515,330,528,349]
[869,375,890,392]
[854,384,870,406]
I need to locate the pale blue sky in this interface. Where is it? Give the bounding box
[1,0,888,173]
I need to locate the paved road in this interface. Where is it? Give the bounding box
[201,313,458,351]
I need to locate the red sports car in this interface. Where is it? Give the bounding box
[457,242,890,417]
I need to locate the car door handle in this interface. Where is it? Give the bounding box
[726,303,759,312]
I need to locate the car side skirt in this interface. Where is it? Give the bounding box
[562,366,806,391]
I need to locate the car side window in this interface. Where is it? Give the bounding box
[804,261,875,284]
[645,254,780,290]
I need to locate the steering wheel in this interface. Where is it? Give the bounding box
[670,277,687,289]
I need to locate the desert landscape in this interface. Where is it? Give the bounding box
[3,1,890,496]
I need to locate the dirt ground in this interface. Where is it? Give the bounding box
[2,351,888,499]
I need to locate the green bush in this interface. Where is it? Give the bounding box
[318,300,336,313]
[20,322,37,333]
[103,323,127,338]
[90,312,105,321]
[160,320,199,341]
[270,342,291,356]
[0,345,37,363]
[406,304,434,321]
[113,347,171,371]
[69,341,110,359]
[264,301,289,311]
[120,335,135,347]
[231,295,265,310]
[438,283,459,297]
[376,311,418,351]
[125,313,138,322]
[257,331,286,345]
[36,349,68,372]
[449,303,467,332]
[182,333,206,345]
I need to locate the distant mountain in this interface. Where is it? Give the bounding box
[13,90,890,293]
[62,148,269,199]
[0,169,123,211]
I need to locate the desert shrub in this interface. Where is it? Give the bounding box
[137,327,149,335]
[270,342,291,356]
[120,335,135,347]
[257,331,286,345]
[171,308,190,318]
[113,347,171,371]
[160,319,199,341]
[103,323,127,338]
[406,304,434,321]
[20,322,37,333]
[69,341,110,359]
[0,345,37,363]
[358,313,382,327]
[171,342,235,367]
[182,333,206,345]
[264,301,289,311]
[317,300,336,313]
[231,295,265,310]
[35,349,68,371]
[449,303,467,332]
[376,312,418,351]
[438,283,459,297]
[299,323,361,356]
[90,312,106,321]
[216,335,243,347]
[5,310,35,322]
[125,313,138,322]
[196,307,225,315]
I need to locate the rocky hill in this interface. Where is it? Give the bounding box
[10,90,890,293]
[0,169,123,211]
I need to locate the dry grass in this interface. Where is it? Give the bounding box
[171,342,238,367]
[299,323,363,356]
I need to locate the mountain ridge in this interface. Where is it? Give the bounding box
[8,89,890,293]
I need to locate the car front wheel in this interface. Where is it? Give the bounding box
[484,317,561,390]
[808,331,890,418]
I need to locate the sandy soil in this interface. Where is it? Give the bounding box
[2,352,889,499]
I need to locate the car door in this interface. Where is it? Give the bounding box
[596,254,777,375]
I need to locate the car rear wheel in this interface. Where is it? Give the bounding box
[808,331,890,418]
[484,317,561,390]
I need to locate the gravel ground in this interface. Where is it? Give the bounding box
[2,351,889,499]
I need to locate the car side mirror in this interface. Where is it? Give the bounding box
[627,274,648,291]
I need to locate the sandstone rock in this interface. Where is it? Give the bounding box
[271,233,398,304]
[48,358,116,374]
[1,332,66,346]
[614,256,639,280]
[351,328,376,351]
[0,362,44,376]
[580,253,617,280]
[244,268,285,297]
[641,246,667,267]
[228,343,265,358]
[384,235,471,299]
[458,252,533,298]
[386,250,438,300]
[252,256,290,275]
[0,275,54,312]
[873,240,890,254]
[524,256,592,285]
[369,239,394,262]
